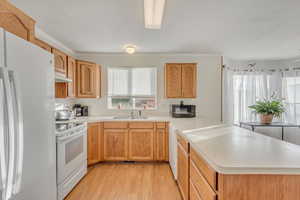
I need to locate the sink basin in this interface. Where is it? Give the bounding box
[113,116,148,120]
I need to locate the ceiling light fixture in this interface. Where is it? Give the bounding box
[124,45,136,54]
[144,0,166,29]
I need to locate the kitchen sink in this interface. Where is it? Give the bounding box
[113,116,149,120]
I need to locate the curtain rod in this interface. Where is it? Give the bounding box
[222,65,300,72]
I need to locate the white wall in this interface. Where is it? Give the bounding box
[74,53,223,121]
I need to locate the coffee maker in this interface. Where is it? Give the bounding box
[73,104,89,117]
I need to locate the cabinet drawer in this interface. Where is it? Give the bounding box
[190,181,202,200]
[129,122,154,129]
[103,122,128,129]
[156,122,166,129]
[177,134,189,153]
[190,161,217,200]
[191,148,217,190]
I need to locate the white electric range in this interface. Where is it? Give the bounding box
[55,121,87,200]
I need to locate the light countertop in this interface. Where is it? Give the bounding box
[182,126,300,174]
[56,115,222,132]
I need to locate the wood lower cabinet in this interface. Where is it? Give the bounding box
[165,63,197,98]
[76,60,101,98]
[88,121,169,163]
[103,129,128,161]
[177,136,189,200]
[155,127,169,161]
[87,122,103,166]
[186,145,300,200]
[128,129,154,161]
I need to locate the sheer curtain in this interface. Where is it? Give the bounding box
[282,70,300,124]
[223,68,281,125]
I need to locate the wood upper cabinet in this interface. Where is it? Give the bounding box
[182,63,197,98]
[87,122,103,166]
[103,129,128,161]
[67,56,76,97]
[76,60,101,98]
[32,37,52,52]
[177,136,190,200]
[165,63,197,98]
[128,129,154,161]
[165,63,182,98]
[0,0,35,41]
[53,48,67,75]
[55,56,76,98]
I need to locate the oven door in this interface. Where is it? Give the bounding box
[56,128,87,184]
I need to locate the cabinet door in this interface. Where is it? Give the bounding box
[128,129,154,161]
[87,123,103,166]
[55,83,67,98]
[155,128,168,161]
[67,56,76,97]
[178,143,189,200]
[190,181,202,200]
[53,48,67,75]
[165,63,182,98]
[76,60,100,98]
[182,63,197,98]
[104,129,128,161]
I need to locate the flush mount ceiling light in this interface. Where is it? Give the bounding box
[144,0,166,29]
[124,45,136,54]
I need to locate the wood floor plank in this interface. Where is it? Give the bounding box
[65,163,182,200]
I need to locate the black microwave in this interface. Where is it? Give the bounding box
[170,101,196,118]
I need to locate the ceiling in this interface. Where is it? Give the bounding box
[12,0,300,60]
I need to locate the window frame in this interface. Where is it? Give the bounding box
[107,66,158,110]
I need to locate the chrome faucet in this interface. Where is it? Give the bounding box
[138,110,142,118]
[130,110,135,119]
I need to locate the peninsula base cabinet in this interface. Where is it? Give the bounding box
[177,134,300,200]
[87,121,169,165]
[177,135,189,200]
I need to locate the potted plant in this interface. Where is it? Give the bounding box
[249,96,285,124]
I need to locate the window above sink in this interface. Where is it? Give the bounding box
[107,67,157,110]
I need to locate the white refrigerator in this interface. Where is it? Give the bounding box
[0,28,57,200]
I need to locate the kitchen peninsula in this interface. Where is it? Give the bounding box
[177,125,300,200]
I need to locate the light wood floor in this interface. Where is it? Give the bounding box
[65,163,182,200]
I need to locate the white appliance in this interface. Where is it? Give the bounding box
[169,124,177,179]
[56,122,87,200]
[0,28,57,200]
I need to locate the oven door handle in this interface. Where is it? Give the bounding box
[56,129,87,143]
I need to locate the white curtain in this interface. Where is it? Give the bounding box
[223,68,282,125]
[108,67,156,97]
[282,70,300,124]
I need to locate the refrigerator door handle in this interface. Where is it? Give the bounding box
[8,70,23,195]
[0,70,8,200]
[0,67,16,200]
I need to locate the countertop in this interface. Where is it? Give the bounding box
[56,115,222,132]
[181,125,300,174]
